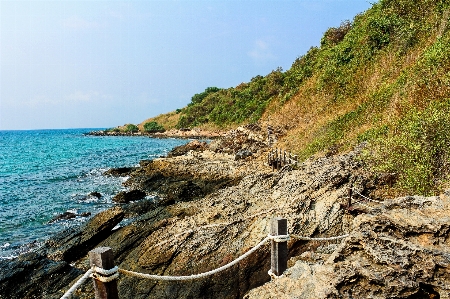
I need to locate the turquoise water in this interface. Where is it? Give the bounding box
[0,129,187,258]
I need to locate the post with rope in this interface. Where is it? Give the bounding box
[89,247,119,299]
[270,218,288,276]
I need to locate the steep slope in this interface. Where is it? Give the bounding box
[144,0,450,195]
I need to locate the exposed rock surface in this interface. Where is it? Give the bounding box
[104,167,136,177]
[4,124,450,299]
[245,195,450,298]
[113,190,147,203]
[0,252,82,299]
[40,207,124,263]
[167,140,208,157]
[63,146,372,299]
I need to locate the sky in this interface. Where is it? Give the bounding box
[0,0,373,130]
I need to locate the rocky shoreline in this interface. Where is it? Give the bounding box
[2,124,450,298]
[86,128,223,139]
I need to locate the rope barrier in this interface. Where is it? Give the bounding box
[351,188,383,204]
[58,225,351,295]
[114,233,347,281]
[60,268,93,299]
[290,233,349,241]
[119,235,271,281]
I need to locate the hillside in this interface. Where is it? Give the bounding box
[139,0,450,196]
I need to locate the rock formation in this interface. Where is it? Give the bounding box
[2,125,450,299]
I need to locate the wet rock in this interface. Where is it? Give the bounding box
[48,211,92,223]
[89,191,102,198]
[104,167,136,177]
[113,190,147,204]
[48,211,77,223]
[0,251,82,299]
[41,207,124,263]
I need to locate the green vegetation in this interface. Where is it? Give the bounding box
[138,0,450,195]
[125,124,139,133]
[143,121,165,132]
[176,68,284,128]
[365,100,450,195]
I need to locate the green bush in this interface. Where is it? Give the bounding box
[143,121,165,132]
[125,124,139,133]
[365,100,450,195]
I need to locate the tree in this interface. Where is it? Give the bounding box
[143,121,165,132]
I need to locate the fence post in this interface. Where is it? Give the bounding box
[271,218,288,276]
[347,187,352,208]
[89,247,119,299]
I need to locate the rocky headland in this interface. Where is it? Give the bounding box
[2,124,450,298]
[86,128,222,139]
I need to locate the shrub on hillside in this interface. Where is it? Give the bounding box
[365,100,450,195]
[143,121,165,132]
[125,124,139,133]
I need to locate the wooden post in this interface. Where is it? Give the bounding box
[271,218,288,276]
[89,247,119,299]
[347,187,352,208]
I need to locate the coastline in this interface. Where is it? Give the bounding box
[86,127,223,139]
[3,125,450,298]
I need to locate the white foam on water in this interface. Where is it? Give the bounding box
[1,243,11,249]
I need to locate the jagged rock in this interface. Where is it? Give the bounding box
[122,152,246,204]
[41,207,124,263]
[48,211,76,223]
[166,140,208,158]
[21,141,445,299]
[208,125,268,155]
[0,251,82,299]
[113,190,147,203]
[104,167,136,177]
[48,211,92,223]
[244,195,450,298]
[89,191,102,198]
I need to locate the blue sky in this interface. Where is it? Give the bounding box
[0,0,373,130]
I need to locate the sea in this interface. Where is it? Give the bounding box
[0,128,188,259]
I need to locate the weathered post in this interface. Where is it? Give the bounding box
[89,247,119,299]
[271,218,288,276]
[347,187,352,208]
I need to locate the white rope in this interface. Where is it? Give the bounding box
[93,265,118,276]
[268,234,290,242]
[91,272,120,283]
[119,236,271,281]
[290,234,349,241]
[60,269,93,299]
[352,189,383,204]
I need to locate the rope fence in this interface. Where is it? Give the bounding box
[59,218,350,299]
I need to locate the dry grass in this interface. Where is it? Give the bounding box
[138,112,181,131]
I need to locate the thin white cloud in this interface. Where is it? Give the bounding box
[248,39,277,64]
